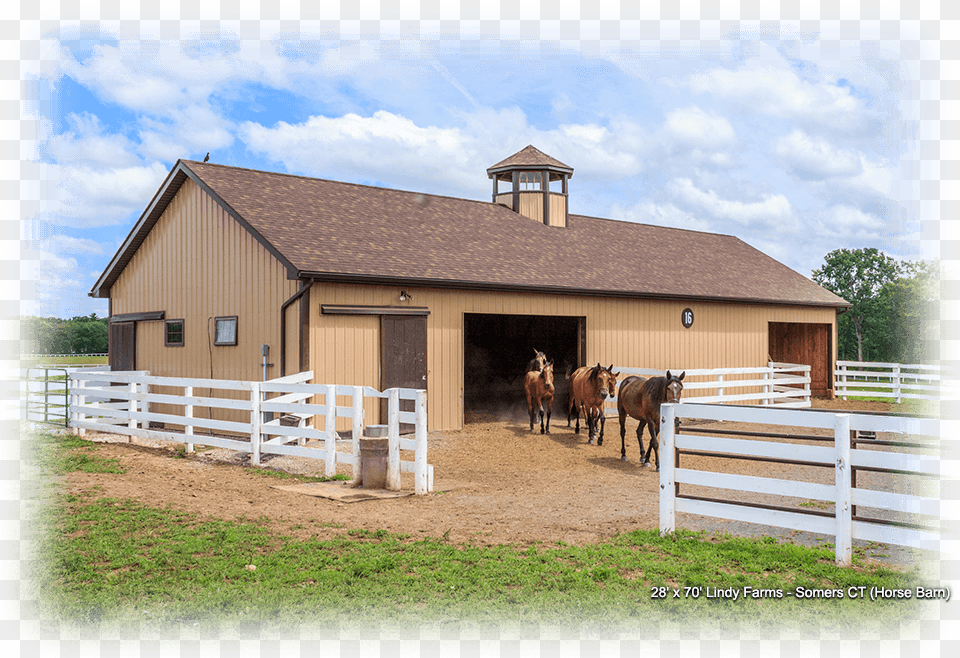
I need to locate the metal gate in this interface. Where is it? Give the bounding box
[23,367,70,428]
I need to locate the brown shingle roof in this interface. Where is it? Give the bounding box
[486,145,574,179]
[91,159,848,308]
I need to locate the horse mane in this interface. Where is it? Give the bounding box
[641,376,669,402]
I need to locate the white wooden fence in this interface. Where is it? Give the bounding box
[67,370,433,494]
[658,402,940,565]
[835,360,947,403]
[604,362,811,417]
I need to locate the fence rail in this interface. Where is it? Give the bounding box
[658,402,940,565]
[835,361,948,403]
[66,370,432,494]
[605,362,811,416]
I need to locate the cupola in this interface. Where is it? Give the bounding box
[486,145,574,227]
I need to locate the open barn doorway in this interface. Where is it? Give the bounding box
[768,322,833,398]
[464,313,583,422]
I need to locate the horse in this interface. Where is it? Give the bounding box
[524,361,555,434]
[526,349,548,374]
[566,363,619,444]
[616,371,685,470]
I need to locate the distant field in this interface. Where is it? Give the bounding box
[22,355,108,367]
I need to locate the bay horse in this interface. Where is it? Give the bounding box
[526,349,548,374]
[524,361,555,434]
[566,363,619,444]
[616,371,685,470]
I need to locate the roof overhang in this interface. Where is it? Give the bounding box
[297,270,851,310]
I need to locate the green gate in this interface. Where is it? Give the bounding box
[24,367,70,428]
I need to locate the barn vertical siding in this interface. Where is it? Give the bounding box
[305,284,836,432]
[111,179,298,385]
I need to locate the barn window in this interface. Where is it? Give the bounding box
[519,171,542,190]
[164,319,184,347]
[214,316,238,346]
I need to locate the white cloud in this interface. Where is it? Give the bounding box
[47,112,140,167]
[48,235,105,256]
[774,130,863,180]
[668,178,793,226]
[663,106,736,152]
[54,161,170,227]
[679,61,872,134]
[816,205,884,241]
[609,201,713,233]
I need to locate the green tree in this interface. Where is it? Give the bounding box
[882,259,940,364]
[812,248,900,361]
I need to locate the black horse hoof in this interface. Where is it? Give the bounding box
[620,455,628,462]
[545,430,551,435]
[588,438,595,445]
[540,428,545,435]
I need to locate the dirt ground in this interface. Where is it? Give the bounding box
[61,397,928,559]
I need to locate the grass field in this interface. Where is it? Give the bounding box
[23,430,938,637]
[22,355,109,367]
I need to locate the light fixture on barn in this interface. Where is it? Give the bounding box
[399,290,413,302]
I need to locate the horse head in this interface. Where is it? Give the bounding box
[665,370,685,404]
[594,364,619,399]
[540,361,555,392]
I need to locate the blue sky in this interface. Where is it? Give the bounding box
[18,11,941,319]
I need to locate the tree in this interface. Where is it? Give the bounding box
[812,248,900,361]
[882,259,940,364]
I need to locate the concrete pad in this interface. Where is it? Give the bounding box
[272,481,413,503]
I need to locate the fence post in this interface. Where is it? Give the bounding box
[386,388,401,491]
[894,364,901,404]
[762,369,769,406]
[128,379,137,437]
[324,384,336,478]
[250,382,262,466]
[717,373,724,401]
[43,370,50,424]
[659,403,677,536]
[351,385,363,484]
[803,366,811,405]
[76,377,86,437]
[184,385,194,453]
[840,363,848,400]
[414,390,428,494]
[834,413,852,567]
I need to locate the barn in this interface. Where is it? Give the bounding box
[89,146,849,431]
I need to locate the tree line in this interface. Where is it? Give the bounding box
[812,248,939,364]
[20,314,109,355]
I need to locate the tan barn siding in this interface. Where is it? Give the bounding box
[110,179,298,427]
[306,284,836,431]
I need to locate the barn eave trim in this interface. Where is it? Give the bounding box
[109,311,165,323]
[299,271,850,309]
[321,304,431,317]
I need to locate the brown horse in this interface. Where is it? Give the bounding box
[566,363,619,444]
[524,361,555,434]
[616,371,685,470]
[526,349,548,374]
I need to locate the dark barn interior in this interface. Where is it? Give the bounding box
[464,313,583,421]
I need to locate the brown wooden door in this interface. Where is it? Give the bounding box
[109,321,136,371]
[380,316,427,433]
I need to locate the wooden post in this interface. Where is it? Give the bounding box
[761,370,770,406]
[351,385,363,485]
[834,413,852,567]
[414,390,428,494]
[324,384,336,477]
[249,383,262,466]
[184,385,194,453]
[840,363,848,400]
[128,379,137,437]
[659,403,677,536]
[717,374,724,401]
[386,388,401,491]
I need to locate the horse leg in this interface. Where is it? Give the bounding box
[538,406,545,434]
[598,413,605,446]
[586,404,596,445]
[642,419,660,470]
[544,399,552,434]
[636,423,646,466]
[618,408,628,462]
